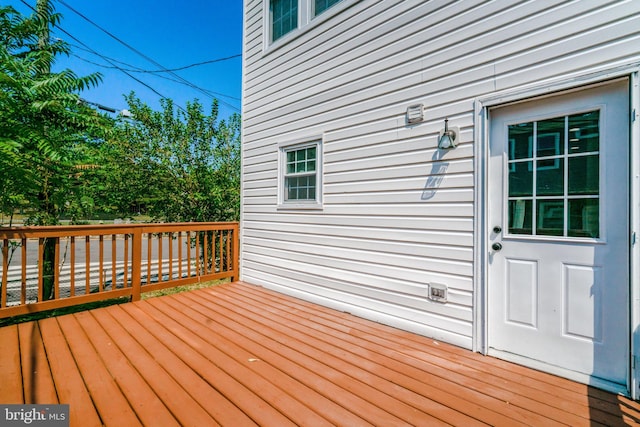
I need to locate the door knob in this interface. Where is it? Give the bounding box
[492,242,503,251]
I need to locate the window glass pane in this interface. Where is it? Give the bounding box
[509,161,533,197]
[536,158,564,196]
[509,199,532,235]
[508,123,533,160]
[568,155,599,195]
[296,149,306,162]
[568,198,599,238]
[537,117,565,157]
[568,111,599,154]
[307,147,316,160]
[285,174,316,201]
[271,0,298,41]
[315,0,342,16]
[537,200,564,236]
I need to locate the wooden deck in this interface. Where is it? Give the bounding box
[1,281,639,426]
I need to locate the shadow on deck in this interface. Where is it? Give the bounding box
[1,281,639,426]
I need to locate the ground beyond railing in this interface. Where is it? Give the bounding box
[0,222,239,319]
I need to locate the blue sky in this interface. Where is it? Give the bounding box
[7,0,243,119]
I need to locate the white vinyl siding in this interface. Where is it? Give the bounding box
[242,0,640,349]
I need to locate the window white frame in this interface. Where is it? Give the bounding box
[278,138,323,209]
[264,0,349,47]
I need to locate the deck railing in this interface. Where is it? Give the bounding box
[0,222,239,319]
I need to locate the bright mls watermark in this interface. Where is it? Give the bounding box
[0,405,68,427]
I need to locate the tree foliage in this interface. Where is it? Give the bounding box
[99,93,241,223]
[0,5,109,225]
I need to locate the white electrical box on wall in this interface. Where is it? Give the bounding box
[428,283,448,303]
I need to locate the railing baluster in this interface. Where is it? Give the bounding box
[178,232,183,280]
[70,237,75,297]
[1,239,8,308]
[157,233,163,283]
[226,229,231,272]
[187,231,191,278]
[21,238,26,305]
[168,232,173,281]
[203,231,209,275]
[124,234,129,287]
[38,238,44,302]
[195,232,201,277]
[99,235,104,292]
[85,236,91,295]
[112,234,117,289]
[54,238,60,300]
[147,233,152,285]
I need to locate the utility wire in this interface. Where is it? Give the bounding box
[55,0,240,112]
[72,52,241,101]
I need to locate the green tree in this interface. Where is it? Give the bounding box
[0,4,110,299]
[101,93,241,223]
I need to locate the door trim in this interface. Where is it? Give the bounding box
[473,64,640,397]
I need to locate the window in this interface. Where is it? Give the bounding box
[314,0,342,16]
[270,0,298,42]
[507,111,600,238]
[268,0,344,43]
[279,141,323,208]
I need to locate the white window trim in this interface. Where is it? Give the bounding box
[277,138,323,210]
[263,0,352,52]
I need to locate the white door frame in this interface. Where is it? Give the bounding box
[473,64,640,398]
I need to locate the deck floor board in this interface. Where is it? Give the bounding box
[3,281,640,426]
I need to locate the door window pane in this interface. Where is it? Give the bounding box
[509,199,532,235]
[568,198,599,238]
[509,161,533,197]
[536,159,564,196]
[537,200,564,236]
[536,117,565,157]
[568,155,599,195]
[508,122,533,160]
[568,111,599,154]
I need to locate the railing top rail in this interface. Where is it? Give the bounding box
[0,222,239,239]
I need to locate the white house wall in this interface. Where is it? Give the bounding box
[241,0,640,349]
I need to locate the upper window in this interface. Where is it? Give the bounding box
[270,0,298,42]
[314,0,342,16]
[269,0,344,43]
[279,140,323,208]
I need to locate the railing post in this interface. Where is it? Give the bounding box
[131,229,142,301]
[232,223,240,282]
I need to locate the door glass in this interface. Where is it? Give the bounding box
[506,111,600,237]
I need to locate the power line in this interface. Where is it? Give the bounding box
[71,51,241,101]
[18,0,184,112]
[54,0,240,112]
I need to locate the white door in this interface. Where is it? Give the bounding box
[488,79,630,390]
